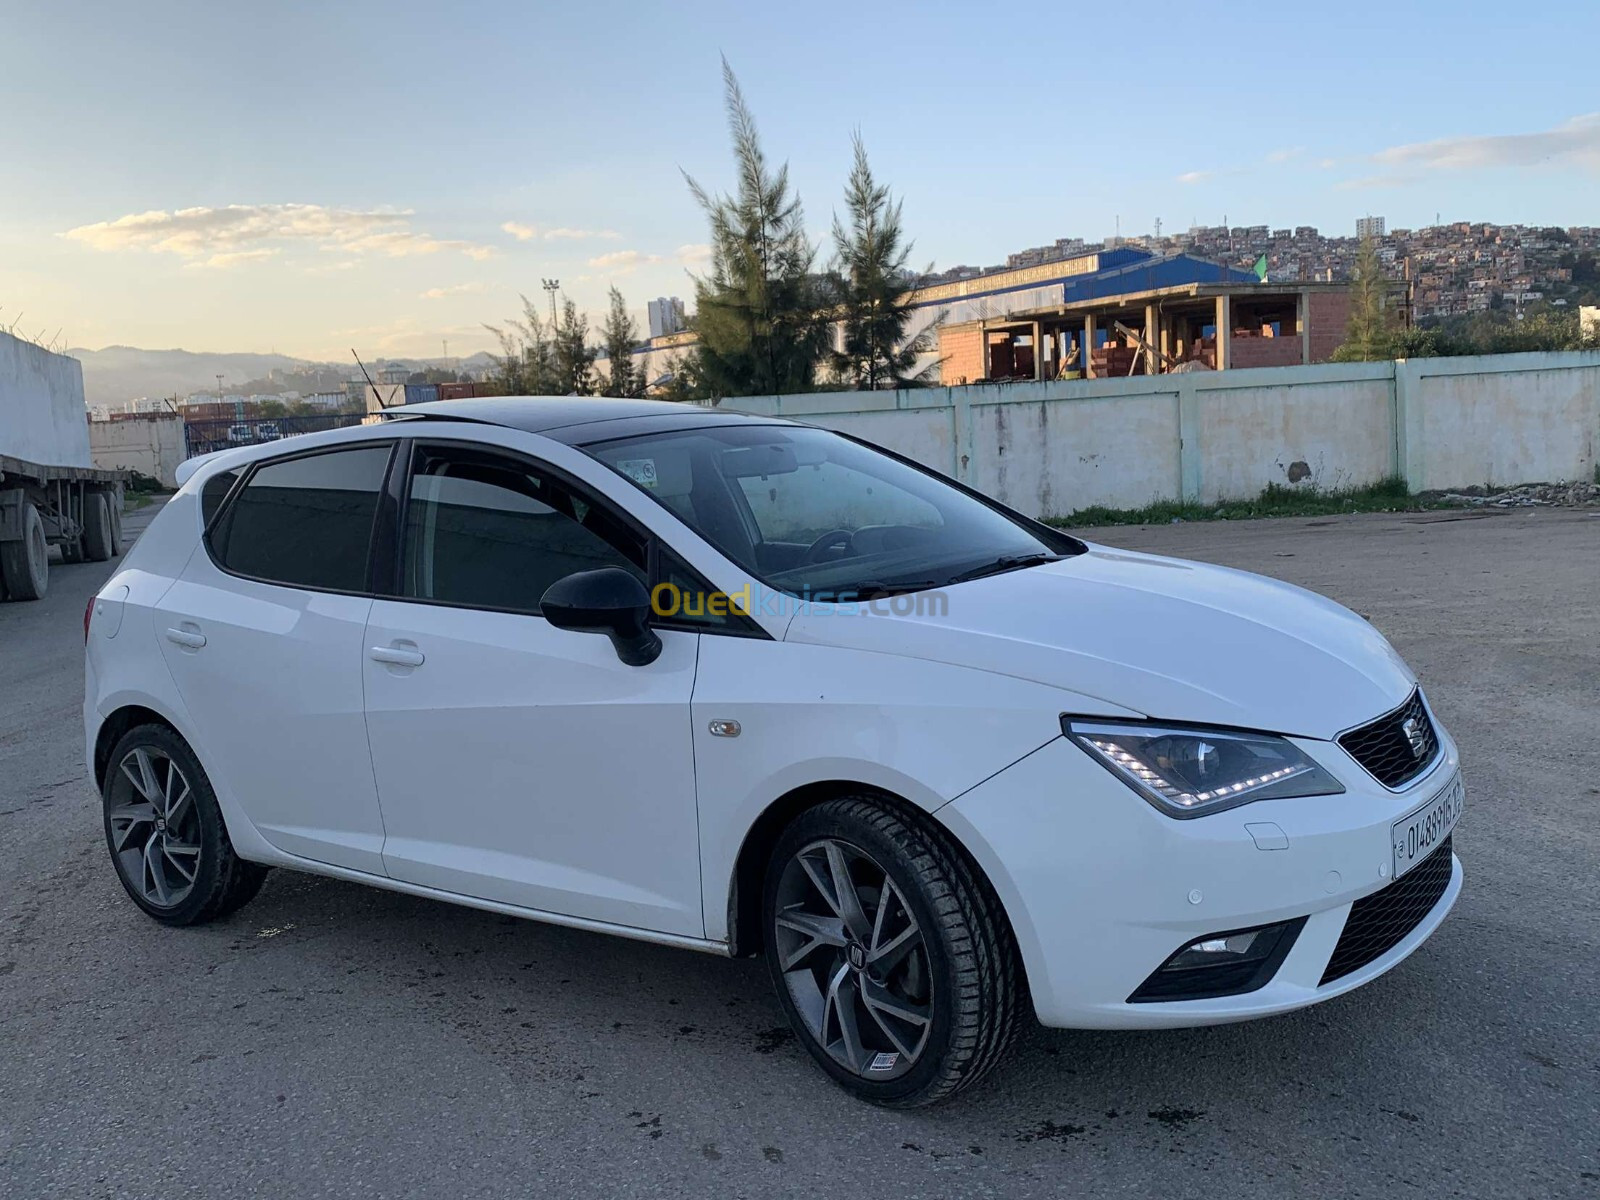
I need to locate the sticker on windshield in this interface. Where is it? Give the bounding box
[616,458,658,489]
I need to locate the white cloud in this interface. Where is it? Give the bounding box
[1265,147,1304,164]
[675,243,712,265]
[420,282,486,300]
[587,249,662,274]
[1375,113,1600,172]
[63,202,493,262]
[183,249,279,271]
[1176,170,1212,185]
[339,231,496,261]
[502,221,621,242]
[545,227,621,240]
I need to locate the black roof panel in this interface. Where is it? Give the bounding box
[389,396,791,440]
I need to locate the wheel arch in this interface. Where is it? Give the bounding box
[93,703,180,793]
[723,780,1022,969]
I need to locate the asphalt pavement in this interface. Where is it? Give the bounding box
[1,502,1596,1198]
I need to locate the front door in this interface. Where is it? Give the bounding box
[361,441,704,937]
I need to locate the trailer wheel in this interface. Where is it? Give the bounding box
[0,503,49,601]
[109,495,124,556]
[83,492,114,562]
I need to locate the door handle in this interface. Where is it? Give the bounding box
[369,644,425,668]
[164,627,207,649]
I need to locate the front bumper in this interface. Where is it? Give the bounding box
[936,721,1462,1029]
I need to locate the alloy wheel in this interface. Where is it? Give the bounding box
[107,747,202,909]
[772,838,933,1080]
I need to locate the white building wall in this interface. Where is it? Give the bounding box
[723,351,1600,518]
[88,415,187,487]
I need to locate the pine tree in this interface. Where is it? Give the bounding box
[552,298,596,395]
[483,294,560,394]
[1332,235,1396,361]
[830,134,935,389]
[599,287,643,397]
[684,59,830,398]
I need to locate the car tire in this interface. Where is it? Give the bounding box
[82,492,114,562]
[102,724,269,927]
[0,502,49,601]
[761,796,1025,1107]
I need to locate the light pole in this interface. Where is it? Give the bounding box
[541,278,560,327]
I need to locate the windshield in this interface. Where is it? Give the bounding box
[585,424,1079,598]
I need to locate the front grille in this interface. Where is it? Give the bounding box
[1320,835,1454,985]
[1339,690,1439,789]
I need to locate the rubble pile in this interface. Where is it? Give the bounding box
[1433,481,1600,508]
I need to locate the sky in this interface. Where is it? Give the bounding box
[2,0,1598,363]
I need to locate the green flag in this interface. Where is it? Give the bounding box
[1252,254,1268,282]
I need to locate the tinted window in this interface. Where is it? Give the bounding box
[200,468,240,527]
[213,446,390,592]
[401,446,644,613]
[588,425,1073,597]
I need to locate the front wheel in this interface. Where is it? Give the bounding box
[761,797,1025,1107]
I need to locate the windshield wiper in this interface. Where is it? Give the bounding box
[948,553,1062,585]
[838,580,939,600]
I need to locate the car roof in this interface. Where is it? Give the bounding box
[388,396,795,445]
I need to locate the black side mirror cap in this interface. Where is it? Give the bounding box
[540,567,663,667]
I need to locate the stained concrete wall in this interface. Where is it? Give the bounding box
[0,332,92,468]
[88,416,186,487]
[724,351,1600,518]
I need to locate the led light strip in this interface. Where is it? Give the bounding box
[1086,740,1309,807]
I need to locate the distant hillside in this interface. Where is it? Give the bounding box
[69,345,497,406]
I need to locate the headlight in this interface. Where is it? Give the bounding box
[1065,720,1344,817]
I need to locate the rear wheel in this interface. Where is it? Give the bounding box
[762,797,1024,1107]
[102,724,268,926]
[0,502,49,600]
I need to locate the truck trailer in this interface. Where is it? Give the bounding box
[0,331,125,601]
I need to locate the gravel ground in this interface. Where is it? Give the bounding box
[1,503,1596,1199]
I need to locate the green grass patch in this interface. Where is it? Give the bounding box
[1046,477,1443,528]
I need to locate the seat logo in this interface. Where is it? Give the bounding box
[1402,716,1428,758]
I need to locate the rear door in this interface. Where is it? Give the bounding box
[361,440,705,936]
[156,442,394,874]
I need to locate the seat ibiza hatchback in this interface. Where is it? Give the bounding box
[86,397,1463,1106]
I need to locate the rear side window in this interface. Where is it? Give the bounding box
[401,445,644,614]
[211,445,391,592]
[200,469,240,527]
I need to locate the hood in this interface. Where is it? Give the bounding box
[783,545,1415,739]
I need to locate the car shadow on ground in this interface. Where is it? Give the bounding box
[206,863,1484,1161]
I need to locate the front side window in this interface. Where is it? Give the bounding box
[586,425,1076,597]
[401,445,644,614]
[211,445,391,592]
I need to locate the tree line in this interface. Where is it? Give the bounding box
[487,60,932,402]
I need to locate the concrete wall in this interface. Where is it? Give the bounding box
[89,416,186,487]
[0,331,92,468]
[723,351,1600,518]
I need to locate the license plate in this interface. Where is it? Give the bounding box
[1392,772,1463,879]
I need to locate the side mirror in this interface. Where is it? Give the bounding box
[540,568,663,667]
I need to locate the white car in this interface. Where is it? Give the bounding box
[84,397,1463,1106]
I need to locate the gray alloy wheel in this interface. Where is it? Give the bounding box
[762,797,1025,1107]
[772,837,934,1081]
[101,724,269,926]
[107,746,203,909]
